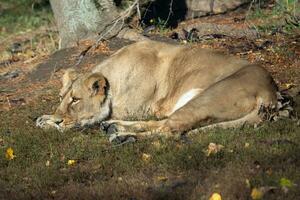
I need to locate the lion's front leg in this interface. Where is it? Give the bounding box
[104,119,169,133]
[100,119,172,143]
[99,121,135,144]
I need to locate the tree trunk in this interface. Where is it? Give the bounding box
[50,0,120,48]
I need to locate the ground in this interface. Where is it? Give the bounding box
[0,1,300,199]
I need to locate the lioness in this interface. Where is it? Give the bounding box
[37,40,277,140]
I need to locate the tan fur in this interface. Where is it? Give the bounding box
[36,40,278,136]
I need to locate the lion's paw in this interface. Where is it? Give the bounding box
[100,121,126,135]
[108,133,137,144]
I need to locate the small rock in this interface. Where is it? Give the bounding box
[0,70,20,80]
[10,43,22,54]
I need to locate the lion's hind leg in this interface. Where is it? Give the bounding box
[164,67,277,133]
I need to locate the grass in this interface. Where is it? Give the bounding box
[248,0,300,34]
[0,0,58,65]
[0,0,53,39]
[0,97,299,199]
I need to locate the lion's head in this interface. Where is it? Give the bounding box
[36,69,111,131]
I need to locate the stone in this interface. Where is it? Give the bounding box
[185,0,251,19]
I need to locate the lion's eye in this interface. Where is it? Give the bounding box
[71,97,80,104]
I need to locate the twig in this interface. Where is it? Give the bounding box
[163,0,174,27]
[75,0,139,66]
[244,0,260,38]
[0,88,15,93]
[142,1,154,20]
[6,96,11,109]
[49,63,58,80]
[136,1,141,20]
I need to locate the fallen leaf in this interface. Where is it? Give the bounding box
[244,142,250,148]
[156,176,168,182]
[45,160,50,167]
[251,186,277,200]
[251,188,263,200]
[209,193,222,200]
[151,140,161,149]
[67,159,76,166]
[5,147,15,160]
[284,83,295,89]
[280,178,293,188]
[142,153,151,162]
[206,143,224,156]
[245,179,251,188]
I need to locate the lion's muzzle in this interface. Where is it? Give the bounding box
[36,114,64,131]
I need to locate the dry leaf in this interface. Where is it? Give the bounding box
[251,187,277,200]
[251,188,263,200]
[152,140,161,149]
[206,143,224,156]
[142,153,151,162]
[67,159,76,166]
[245,179,251,188]
[5,147,15,160]
[209,193,222,200]
[156,176,168,182]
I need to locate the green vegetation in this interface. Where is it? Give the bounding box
[0,0,53,38]
[0,98,299,199]
[249,0,300,34]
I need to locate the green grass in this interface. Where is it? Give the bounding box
[0,98,299,199]
[0,0,53,38]
[248,0,300,34]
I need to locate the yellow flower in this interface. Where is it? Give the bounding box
[67,159,76,166]
[5,147,15,160]
[209,193,222,200]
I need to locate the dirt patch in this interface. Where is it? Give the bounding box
[29,38,134,82]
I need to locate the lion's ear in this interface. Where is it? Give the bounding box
[59,68,79,98]
[85,73,107,96]
[62,68,79,87]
